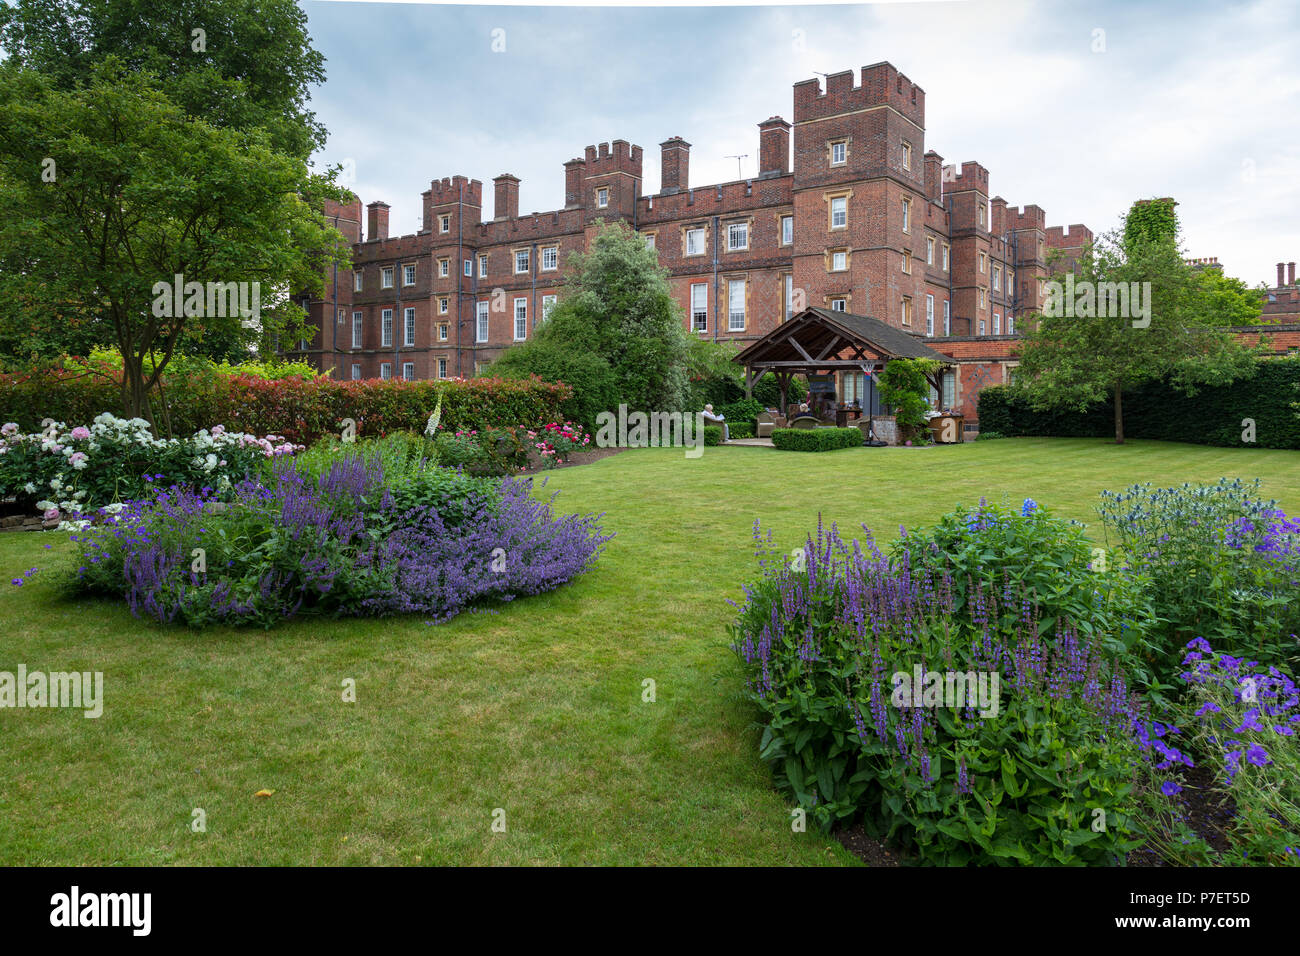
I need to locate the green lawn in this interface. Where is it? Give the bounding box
[1,437,1297,865]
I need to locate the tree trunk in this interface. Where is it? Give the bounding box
[1113,382,1124,445]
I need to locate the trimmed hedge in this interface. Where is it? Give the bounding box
[977,357,1300,449]
[0,367,572,446]
[728,421,755,440]
[702,425,724,446]
[770,427,863,452]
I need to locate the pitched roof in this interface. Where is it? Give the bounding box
[733,308,953,365]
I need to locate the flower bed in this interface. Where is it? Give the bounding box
[70,452,612,628]
[0,415,299,525]
[730,517,1148,865]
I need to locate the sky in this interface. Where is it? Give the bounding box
[303,0,1299,288]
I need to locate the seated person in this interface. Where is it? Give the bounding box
[701,403,729,441]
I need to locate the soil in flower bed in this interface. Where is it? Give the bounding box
[520,446,625,474]
[833,825,906,866]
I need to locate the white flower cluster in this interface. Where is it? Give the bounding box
[0,413,305,524]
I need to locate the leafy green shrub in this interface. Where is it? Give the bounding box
[432,427,529,476]
[702,425,723,446]
[974,430,1006,441]
[730,519,1148,865]
[894,498,1160,697]
[770,427,862,452]
[976,357,1300,450]
[0,365,571,444]
[878,359,942,437]
[1098,479,1300,680]
[717,397,765,427]
[728,421,755,440]
[487,341,619,432]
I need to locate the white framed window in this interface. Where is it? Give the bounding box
[438,323,448,341]
[381,308,393,347]
[1007,268,1014,292]
[727,222,748,251]
[596,187,609,208]
[644,234,656,251]
[830,196,847,229]
[380,362,392,380]
[978,319,987,335]
[901,296,913,327]
[439,214,450,234]
[438,258,449,278]
[438,358,448,379]
[353,271,362,292]
[404,307,415,346]
[350,363,361,381]
[901,198,911,233]
[926,238,934,265]
[438,297,448,315]
[830,297,847,312]
[686,227,706,256]
[542,246,558,271]
[336,308,345,325]
[831,141,847,165]
[402,362,415,381]
[478,254,488,278]
[926,294,935,337]
[404,264,416,286]
[901,250,911,274]
[831,250,847,272]
[979,252,987,274]
[993,313,1001,335]
[690,283,707,333]
[979,203,987,227]
[902,141,912,170]
[943,299,951,336]
[476,301,490,343]
[979,287,987,308]
[784,274,795,321]
[514,249,529,274]
[727,278,746,332]
[381,267,393,289]
[352,312,363,348]
[513,297,527,340]
[993,265,1001,291]
[942,243,950,271]
[1007,313,1016,335]
[541,294,557,322]
[781,215,793,246]
[464,260,472,277]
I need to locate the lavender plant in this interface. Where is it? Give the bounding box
[730,516,1149,866]
[70,454,610,628]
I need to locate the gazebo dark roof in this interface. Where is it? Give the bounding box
[734,308,952,366]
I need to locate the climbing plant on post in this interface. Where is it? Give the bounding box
[878,358,942,443]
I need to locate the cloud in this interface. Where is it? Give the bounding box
[303,0,1298,286]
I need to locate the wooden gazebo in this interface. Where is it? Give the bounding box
[733,308,953,415]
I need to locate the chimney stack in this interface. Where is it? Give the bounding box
[1279,263,1287,288]
[493,174,520,221]
[659,137,690,193]
[924,151,943,202]
[366,201,389,242]
[564,158,585,208]
[757,117,790,177]
[1290,262,1297,286]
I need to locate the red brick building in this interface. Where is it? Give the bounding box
[295,62,1291,427]
[1263,260,1300,323]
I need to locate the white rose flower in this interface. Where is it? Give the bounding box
[23,482,36,494]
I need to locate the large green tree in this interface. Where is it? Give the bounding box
[0,0,327,162]
[1012,199,1259,443]
[489,221,697,418]
[0,61,344,426]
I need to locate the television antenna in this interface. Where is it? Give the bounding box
[725,153,748,179]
